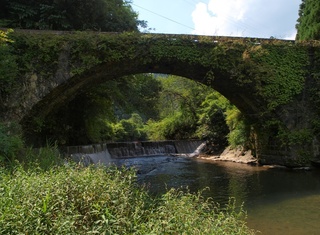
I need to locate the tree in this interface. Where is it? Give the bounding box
[154,76,211,140]
[112,113,147,141]
[144,75,230,143]
[296,0,320,40]
[0,0,144,32]
[197,91,230,150]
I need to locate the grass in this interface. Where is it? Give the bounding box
[0,156,255,235]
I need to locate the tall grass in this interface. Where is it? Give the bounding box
[0,162,255,234]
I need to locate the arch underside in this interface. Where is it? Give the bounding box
[22,57,266,133]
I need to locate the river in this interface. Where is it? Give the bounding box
[115,155,320,235]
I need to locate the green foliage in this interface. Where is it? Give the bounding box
[0,29,14,43]
[197,91,231,148]
[296,0,320,40]
[112,113,147,141]
[145,75,250,151]
[277,127,313,147]
[3,30,311,158]
[109,74,161,120]
[159,75,207,115]
[144,119,167,140]
[33,70,237,146]
[15,145,63,171]
[0,164,254,234]
[7,31,64,79]
[242,44,308,111]
[146,75,212,140]
[144,191,252,235]
[85,118,114,144]
[225,107,251,149]
[0,29,18,97]
[6,31,309,116]
[0,121,63,169]
[309,47,320,148]
[241,43,314,157]
[0,122,23,164]
[39,74,160,145]
[146,111,197,140]
[0,0,141,32]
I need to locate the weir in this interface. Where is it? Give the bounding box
[61,140,204,166]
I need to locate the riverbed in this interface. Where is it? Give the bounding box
[115,155,320,235]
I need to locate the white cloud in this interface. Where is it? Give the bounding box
[192,0,253,36]
[192,0,300,39]
[283,30,297,40]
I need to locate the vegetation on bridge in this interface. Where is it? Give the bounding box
[0,28,317,164]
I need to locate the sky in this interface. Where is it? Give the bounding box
[131,0,302,40]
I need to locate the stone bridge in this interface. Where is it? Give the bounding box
[2,29,320,166]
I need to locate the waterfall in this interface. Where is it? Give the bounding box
[107,141,176,158]
[61,140,206,166]
[173,140,206,157]
[62,144,113,166]
[188,142,206,157]
[174,140,204,154]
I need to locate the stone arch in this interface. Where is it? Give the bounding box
[7,30,316,166]
[21,55,265,139]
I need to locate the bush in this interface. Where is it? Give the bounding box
[144,118,167,140]
[85,118,114,143]
[112,113,147,141]
[145,112,198,140]
[0,164,255,234]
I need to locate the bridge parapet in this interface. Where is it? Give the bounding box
[3,28,297,44]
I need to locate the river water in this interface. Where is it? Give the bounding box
[115,155,320,235]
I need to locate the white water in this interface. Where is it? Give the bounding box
[188,142,206,157]
[174,140,203,154]
[70,150,113,166]
[64,141,205,165]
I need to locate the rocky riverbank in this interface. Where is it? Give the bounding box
[196,146,315,171]
[196,146,258,164]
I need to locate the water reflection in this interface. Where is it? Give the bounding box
[115,156,320,234]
